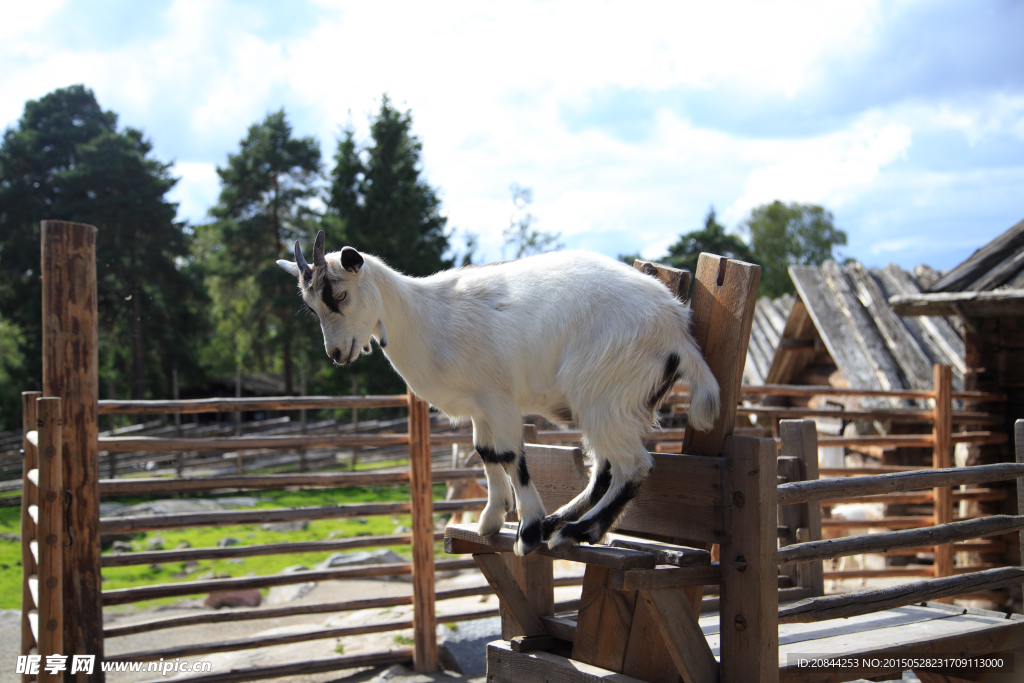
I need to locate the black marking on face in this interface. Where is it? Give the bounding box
[320,278,341,314]
[588,460,613,507]
[517,457,531,487]
[646,352,681,412]
[476,445,516,465]
[302,268,313,286]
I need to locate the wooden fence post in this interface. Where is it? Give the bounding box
[21,391,41,683]
[780,420,824,597]
[37,397,64,683]
[40,220,103,679]
[407,387,437,672]
[933,364,953,585]
[1015,420,1023,608]
[172,369,183,478]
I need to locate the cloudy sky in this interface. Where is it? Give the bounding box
[2,0,1022,269]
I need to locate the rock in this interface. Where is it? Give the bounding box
[204,589,262,609]
[182,561,199,574]
[266,565,316,604]
[197,571,231,580]
[227,558,243,564]
[149,564,163,572]
[392,525,412,534]
[174,540,191,549]
[100,533,135,550]
[260,521,308,532]
[0,532,21,541]
[144,536,164,551]
[217,537,240,547]
[436,617,501,678]
[316,548,409,571]
[213,496,261,507]
[110,541,132,553]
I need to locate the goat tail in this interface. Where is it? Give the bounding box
[679,342,720,433]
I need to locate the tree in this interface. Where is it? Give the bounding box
[0,85,207,423]
[328,95,451,278]
[662,208,753,298]
[201,109,322,394]
[502,184,563,259]
[744,200,847,298]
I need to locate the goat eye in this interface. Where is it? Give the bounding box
[335,291,347,302]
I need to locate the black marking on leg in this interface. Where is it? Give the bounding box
[588,460,613,507]
[541,515,563,541]
[476,445,516,465]
[566,478,644,545]
[646,352,681,411]
[517,456,531,487]
[518,520,543,553]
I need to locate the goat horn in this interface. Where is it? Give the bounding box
[294,240,311,274]
[313,230,326,270]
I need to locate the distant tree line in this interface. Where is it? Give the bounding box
[0,85,847,431]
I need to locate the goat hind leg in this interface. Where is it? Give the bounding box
[548,460,648,551]
[541,457,611,541]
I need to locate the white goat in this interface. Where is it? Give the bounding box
[277,232,720,556]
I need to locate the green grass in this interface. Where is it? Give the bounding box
[0,481,451,610]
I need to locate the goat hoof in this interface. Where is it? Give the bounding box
[514,520,544,556]
[477,507,506,537]
[540,515,563,541]
[546,526,582,552]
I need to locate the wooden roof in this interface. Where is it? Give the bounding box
[927,217,1024,292]
[743,261,964,394]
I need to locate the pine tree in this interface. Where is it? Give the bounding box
[663,208,753,298]
[202,109,322,393]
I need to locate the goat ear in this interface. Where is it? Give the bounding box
[277,260,301,278]
[341,246,364,273]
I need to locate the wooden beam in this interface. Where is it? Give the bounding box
[1017,420,1023,608]
[633,259,690,301]
[98,394,409,414]
[780,420,824,597]
[778,463,1024,505]
[20,392,40,683]
[611,566,721,591]
[571,565,638,672]
[779,567,1024,624]
[407,388,436,673]
[890,289,1024,318]
[99,432,411,452]
[36,398,63,683]
[41,220,103,670]
[444,524,657,569]
[641,589,719,683]
[719,436,779,683]
[932,365,954,587]
[473,553,546,637]
[487,641,649,683]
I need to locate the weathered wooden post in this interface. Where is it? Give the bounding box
[37,397,64,683]
[40,220,103,681]
[407,386,437,672]
[1015,420,1023,609]
[172,369,183,478]
[21,391,40,683]
[933,364,953,583]
[780,419,824,597]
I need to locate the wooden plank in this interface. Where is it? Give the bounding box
[620,597,680,683]
[522,444,589,511]
[876,264,966,374]
[928,218,1024,292]
[607,536,712,567]
[510,634,559,652]
[933,365,954,587]
[20,391,40,681]
[473,553,547,637]
[98,394,409,414]
[778,566,1024,623]
[891,290,1024,318]
[1017,420,1023,606]
[502,552,554,641]
[641,588,719,683]
[101,558,476,605]
[790,265,885,395]
[778,515,1024,566]
[97,468,483,496]
[444,524,656,569]
[41,219,103,675]
[634,259,690,301]
[777,456,801,585]
[407,388,437,673]
[778,614,1024,683]
[571,565,638,672]
[847,263,934,389]
[542,615,577,642]
[682,254,761,457]
[100,432,411,452]
[612,566,721,591]
[122,650,414,683]
[778,463,1024,505]
[36,398,63,683]
[719,436,779,683]
[780,420,824,596]
[487,641,649,683]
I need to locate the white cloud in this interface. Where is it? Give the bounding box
[168,161,220,224]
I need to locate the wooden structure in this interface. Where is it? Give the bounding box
[20,394,65,683]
